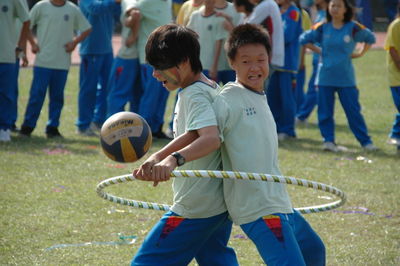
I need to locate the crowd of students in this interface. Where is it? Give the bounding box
[0,0,399,155]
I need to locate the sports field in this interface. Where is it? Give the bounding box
[1,49,399,265]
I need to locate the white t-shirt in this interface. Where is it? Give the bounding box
[213,82,293,225]
[246,0,284,67]
[187,9,228,70]
[30,0,91,70]
[171,81,227,218]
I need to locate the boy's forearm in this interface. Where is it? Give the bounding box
[153,131,199,161]
[74,28,92,46]
[17,21,30,51]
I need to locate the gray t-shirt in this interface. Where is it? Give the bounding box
[170,81,227,219]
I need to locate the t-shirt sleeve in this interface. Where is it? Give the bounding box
[74,7,92,32]
[212,95,230,143]
[353,22,375,44]
[385,21,400,51]
[299,27,320,45]
[29,5,39,28]
[15,0,30,23]
[185,90,217,132]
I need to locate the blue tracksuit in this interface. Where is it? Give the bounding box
[267,4,302,137]
[300,21,375,146]
[76,0,120,130]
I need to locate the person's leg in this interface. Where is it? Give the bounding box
[317,86,336,143]
[295,67,305,112]
[0,63,16,131]
[337,87,372,146]
[266,71,281,131]
[129,59,143,114]
[47,69,69,128]
[131,211,231,266]
[21,66,51,130]
[297,61,318,121]
[94,52,114,125]
[241,214,306,266]
[107,57,141,117]
[11,59,20,129]
[278,72,297,137]
[76,55,101,131]
[389,86,400,140]
[195,217,238,266]
[138,64,169,134]
[292,210,326,266]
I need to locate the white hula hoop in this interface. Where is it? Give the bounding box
[96,170,346,214]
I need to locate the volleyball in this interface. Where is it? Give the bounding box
[100,112,152,163]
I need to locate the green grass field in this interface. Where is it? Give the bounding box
[1,49,399,265]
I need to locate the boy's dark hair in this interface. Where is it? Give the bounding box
[326,0,354,23]
[226,23,271,61]
[233,0,254,14]
[145,24,202,73]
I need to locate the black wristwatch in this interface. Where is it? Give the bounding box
[171,152,186,166]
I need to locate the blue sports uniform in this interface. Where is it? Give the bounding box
[267,4,302,137]
[300,21,376,146]
[106,0,142,117]
[77,0,120,131]
[297,9,326,122]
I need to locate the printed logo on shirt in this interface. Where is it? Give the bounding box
[2,5,8,12]
[263,215,284,243]
[244,107,256,116]
[343,34,351,43]
[64,14,69,21]
[207,24,213,31]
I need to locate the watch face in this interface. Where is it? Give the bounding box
[173,152,185,166]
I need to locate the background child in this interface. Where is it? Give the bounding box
[19,0,91,138]
[134,0,173,139]
[176,0,204,26]
[266,0,303,141]
[0,0,30,142]
[300,0,377,152]
[187,0,228,81]
[211,23,325,265]
[131,24,237,265]
[76,0,121,136]
[385,5,400,153]
[106,0,142,118]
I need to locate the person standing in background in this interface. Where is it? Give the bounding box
[135,0,173,139]
[0,0,30,142]
[384,5,400,154]
[76,0,121,136]
[20,0,92,138]
[176,0,204,26]
[106,0,142,117]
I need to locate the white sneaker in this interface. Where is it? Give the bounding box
[165,127,174,139]
[277,133,289,141]
[323,142,339,152]
[387,137,400,146]
[363,143,378,151]
[0,129,11,142]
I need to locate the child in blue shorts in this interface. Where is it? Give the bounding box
[131,24,237,265]
[0,0,30,142]
[106,0,142,118]
[20,0,91,138]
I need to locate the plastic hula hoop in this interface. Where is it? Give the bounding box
[96,170,346,214]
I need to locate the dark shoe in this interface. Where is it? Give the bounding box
[46,126,63,138]
[19,125,34,137]
[11,124,19,133]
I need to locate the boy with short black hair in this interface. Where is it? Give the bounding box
[130,24,237,265]
[212,23,325,265]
